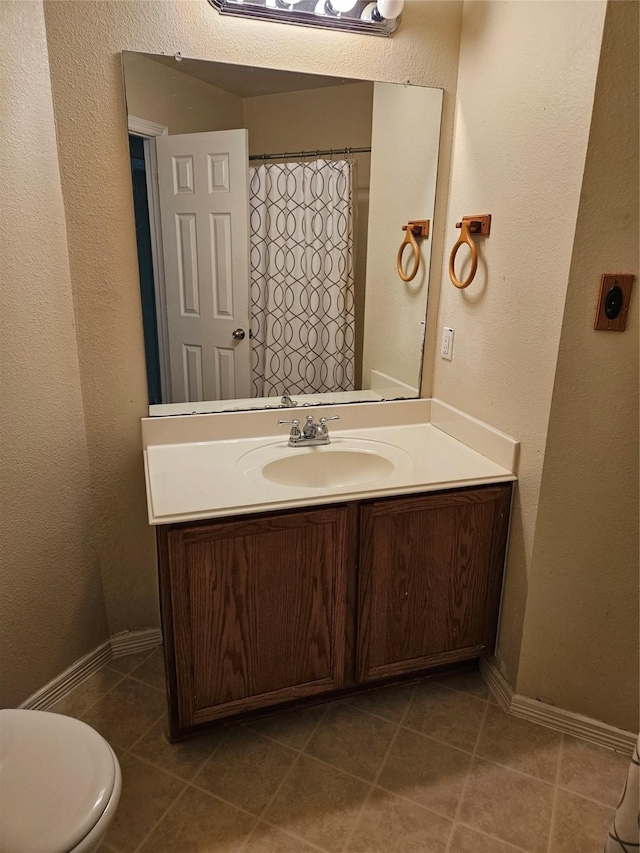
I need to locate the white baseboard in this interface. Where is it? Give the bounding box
[480,658,637,756]
[111,627,163,658]
[19,628,162,712]
[19,640,112,711]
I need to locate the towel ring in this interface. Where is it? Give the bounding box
[448,220,478,289]
[397,220,430,283]
[397,228,420,282]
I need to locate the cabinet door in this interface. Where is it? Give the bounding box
[160,507,350,729]
[357,484,511,683]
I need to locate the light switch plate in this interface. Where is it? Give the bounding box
[441,327,454,360]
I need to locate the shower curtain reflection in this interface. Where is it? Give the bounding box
[250,159,355,397]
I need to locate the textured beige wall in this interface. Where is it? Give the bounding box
[431,0,607,684]
[516,0,639,732]
[123,52,244,134]
[0,1,108,707]
[42,0,463,634]
[243,82,374,154]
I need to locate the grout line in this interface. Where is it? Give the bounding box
[120,671,167,694]
[57,652,160,721]
[470,755,560,790]
[175,728,232,787]
[368,781,464,826]
[187,778,268,820]
[453,821,530,852]
[444,695,490,853]
[67,673,126,718]
[339,683,417,853]
[398,719,482,757]
[247,817,333,853]
[236,705,333,852]
[127,748,228,790]
[430,677,492,703]
[555,784,619,812]
[337,745,392,851]
[131,781,190,853]
[127,717,162,754]
[546,735,564,853]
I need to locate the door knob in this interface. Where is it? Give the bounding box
[232,328,246,340]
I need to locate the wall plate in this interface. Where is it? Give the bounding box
[594,274,634,331]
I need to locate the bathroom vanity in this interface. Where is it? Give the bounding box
[142,399,518,739]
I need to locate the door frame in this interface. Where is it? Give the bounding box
[128,115,172,403]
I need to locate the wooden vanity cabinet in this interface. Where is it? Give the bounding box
[158,506,354,731]
[357,485,512,683]
[158,483,512,738]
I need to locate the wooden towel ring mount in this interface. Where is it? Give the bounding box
[397,220,430,283]
[449,214,492,289]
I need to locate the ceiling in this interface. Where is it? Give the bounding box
[140,53,360,99]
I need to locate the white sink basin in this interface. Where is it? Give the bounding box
[262,448,395,488]
[238,437,411,490]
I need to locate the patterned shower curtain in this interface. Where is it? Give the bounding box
[249,159,355,398]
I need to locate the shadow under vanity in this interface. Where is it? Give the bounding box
[142,399,518,740]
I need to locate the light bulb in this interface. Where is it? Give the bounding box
[376,0,404,19]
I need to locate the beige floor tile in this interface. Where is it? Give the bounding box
[376,727,471,818]
[432,668,490,700]
[80,677,165,749]
[549,789,614,853]
[104,753,185,852]
[195,727,298,816]
[404,682,486,752]
[458,757,554,852]
[559,736,630,807]
[343,682,417,723]
[449,824,528,852]
[305,703,397,781]
[263,754,370,853]
[346,787,452,853]
[49,668,123,717]
[138,786,255,852]
[247,704,327,751]
[107,649,155,675]
[245,821,321,852]
[129,647,167,690]
[476,704,562,781]
[131,716,227,781]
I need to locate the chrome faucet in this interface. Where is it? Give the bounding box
[278,414,340,447]
[280,394,297,408]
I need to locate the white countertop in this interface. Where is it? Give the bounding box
[142,399,519,525]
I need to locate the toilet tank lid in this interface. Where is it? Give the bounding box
[0,709,117,853]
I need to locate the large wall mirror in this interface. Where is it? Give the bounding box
[122,52,443,416]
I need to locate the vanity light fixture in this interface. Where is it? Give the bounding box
[208,0,404,37]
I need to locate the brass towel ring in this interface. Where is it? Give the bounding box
[448,214,491,289]
[397,220,430,283]
[448,220,478,289]
[397,228,420,282]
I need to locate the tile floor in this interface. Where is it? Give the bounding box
[50,648,630,853]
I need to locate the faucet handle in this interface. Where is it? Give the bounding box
[317,415,339,440]
[278,418,301,441]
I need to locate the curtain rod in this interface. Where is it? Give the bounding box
[248,146,371,162]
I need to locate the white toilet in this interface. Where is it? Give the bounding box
[0,709,121,853]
